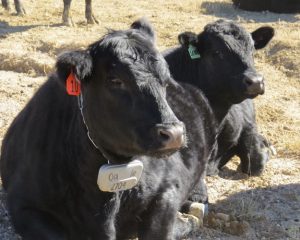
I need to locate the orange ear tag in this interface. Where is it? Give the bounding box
[66,72,81,96]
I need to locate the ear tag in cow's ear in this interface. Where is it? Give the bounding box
[97,160,144,192]
[188,44,201,59]
[66,72,81,96]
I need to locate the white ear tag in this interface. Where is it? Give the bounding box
[97,160,144,192]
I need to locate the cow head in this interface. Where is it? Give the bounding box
[56,19,186,162]
[178,19,274,104]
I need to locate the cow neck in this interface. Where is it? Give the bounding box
[77,94,130,164]
[209,99,232,123]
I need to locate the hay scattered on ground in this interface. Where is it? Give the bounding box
[0,0,299,239]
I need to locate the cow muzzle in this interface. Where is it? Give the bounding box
[154,122,185,151]
[243,73,265,96]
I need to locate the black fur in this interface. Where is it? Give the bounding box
[164,19,274,176]
[232,0,300,13]
[0,20,217,240]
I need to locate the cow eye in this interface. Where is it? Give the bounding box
[213,50,224,59]
[108,77,125,88]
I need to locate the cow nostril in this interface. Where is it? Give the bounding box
[155,124,185,150]
[244,78,253,86]
[158,129,172,142]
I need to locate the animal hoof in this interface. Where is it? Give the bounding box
[188,202,208,221]
[16,7,26,16]
[87,15,99,24]
[62,18,75,27]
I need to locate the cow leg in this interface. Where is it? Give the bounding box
[1,0,11,11]
[85,0,98,24]
[10,208,66,240]
[181,177,208,224]
[14,0,25,15]
[138,203,176,240]
[138,192,196,240]
[62,0,73,26]
[236,130,270,176]
[182,177,208,211]
[139,210,197,240]
[216,146,238,170]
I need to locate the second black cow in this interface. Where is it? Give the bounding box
[164,19,274,176]
[232,0,300,13]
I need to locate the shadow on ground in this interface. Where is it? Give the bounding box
[200,1,300,23]
[208,183,300,239]
[0,21,68,38]
[0,21,40,37]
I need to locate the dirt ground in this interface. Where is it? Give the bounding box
[0,0,299,239]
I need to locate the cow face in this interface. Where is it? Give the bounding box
[178,19,274,104]
[56,20,186,162]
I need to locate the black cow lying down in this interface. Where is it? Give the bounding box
[232,0,300,14]
[0,19,217,239]
[1,0,97,25]
[164,19,275,176]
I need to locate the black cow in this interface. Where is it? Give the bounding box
[232,0,300,14]
[164,19,274,176]
[1,0,98,25]
[0,19,217,239]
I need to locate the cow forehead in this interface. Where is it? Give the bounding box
[114,50,169,87]
[89,30,170,86]
[205,21,254,54]
[93,30,156,59]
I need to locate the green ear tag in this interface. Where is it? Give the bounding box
[188,44,201,59]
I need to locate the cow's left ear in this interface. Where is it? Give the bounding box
[251,26,274,50]
[131,18,156,43]
[56,50,93,85]
[178,31,198,48]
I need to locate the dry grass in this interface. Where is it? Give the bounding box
[0,0,300,239]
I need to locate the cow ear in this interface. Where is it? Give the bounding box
[56,50,93,84]
[251,26,274,50]
[131,18,156,43]
[178,32,198,48]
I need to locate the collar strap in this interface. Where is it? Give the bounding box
[77,94,112,164]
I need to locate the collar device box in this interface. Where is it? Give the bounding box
[97,160,144,192]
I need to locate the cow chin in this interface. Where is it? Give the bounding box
[230,91,256,104]
[246,93,259,99]
[101,145,180,164]
[244,90,264,100]
[145,147,181,158]
[95,132,184,163]
[128,144,181,159]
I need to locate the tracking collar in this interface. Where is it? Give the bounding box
[77,93,144,193]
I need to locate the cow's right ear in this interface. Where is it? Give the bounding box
[131,18,156,43]
[56,50,93,85]
[178,32,198,48]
